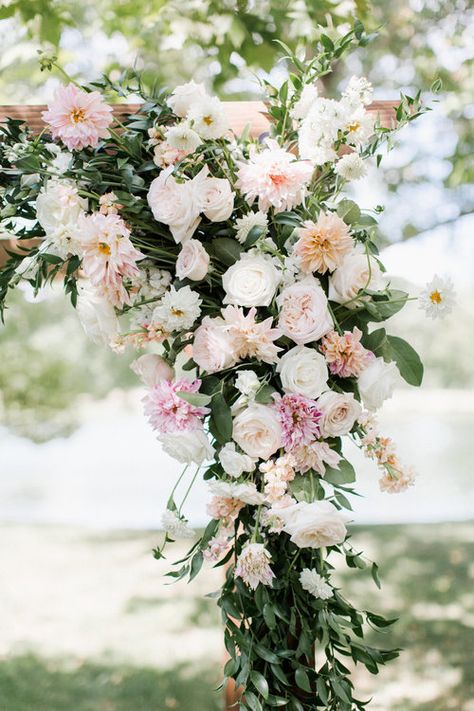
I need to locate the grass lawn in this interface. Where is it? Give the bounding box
[0,522,473,710]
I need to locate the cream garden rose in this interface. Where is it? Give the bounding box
[232,403,283,460]
[192,316,237,374]
[317,390,362,437]
[222,253,281,307]
[277,345,328,399]
[277,277,333,344]
[329,250,386,307]
[358,357,399,410]
[147,168,201,243]
[176,239,210,281]
[194,168,235,222]
[130,353,174,387]
[279,501,350,549]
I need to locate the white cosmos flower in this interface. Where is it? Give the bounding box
[165,123,202,152]
[334,153,367,181]
[419,275,456,319]
[234,211,269,244]
[188,96,229,139]
[299,569,333,600]
[152,285,202,332]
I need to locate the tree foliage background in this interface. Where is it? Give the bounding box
[0,0,473,438]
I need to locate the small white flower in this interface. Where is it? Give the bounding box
[152,285,202,332]
[342,76,373,107]
[167,80,207,117]
[234,211,269,244]
[187,96,229,139]
[334,153,367,181]
[235,370,260,397]
[165,123,202,153]
[299,569,333,600]
[419,275,456,319]
[291,84,319,120]
[161,509,194,539]
[218,443,256,479]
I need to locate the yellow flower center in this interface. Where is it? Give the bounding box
[347,121,361,133]
[171,307,184,317]
[430,289,443,305]
[70,108,86,124]
[203,115,214,126]
[98,242,111,256]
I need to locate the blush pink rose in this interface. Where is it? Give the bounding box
[176,239,210,281]
[193,316,237,373]
[130,354,174,387]
[277,277,333,345]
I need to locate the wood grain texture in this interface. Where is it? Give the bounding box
[0,100,398,136]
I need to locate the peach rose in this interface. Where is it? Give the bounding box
[277,277,333,344]
[232,403,283,460]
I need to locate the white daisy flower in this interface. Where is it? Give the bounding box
[152,285,202,332]
[419,275,456,319]
[334,153,367,181]
[234,211,269,244]
[187,96,229,140]
[299,568,333,600]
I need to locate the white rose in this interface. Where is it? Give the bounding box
[209,480,264,505]
[147,168,201,243]
[193,167,234,222]
[159,428,215,465]
[130,354,174,387]
[176,239,210,281]
[235,370,260,397]
[223,253,281,308]
[279,501,350,549]
[317,390,362,437]
[277,277,333,344]
[218,443,256,479]
[76,285,119,345]
[167,80,207,117]
[358,357,399,411]
[232,403,283,461]
[192,316,237,373]
[36,179,87,234]
[277,345,328,399]
[329,251,386,308]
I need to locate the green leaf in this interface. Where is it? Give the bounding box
[176,391,212,407]
[244,691,263,711]
[210,237,243,266]
[210,392,233,443]
[316,677,329,705]
[324,459,356,485]
[385,335,424,386]
[371,562,381,589]
[188,551,203,582]
[263,603,276,630]
[243,225,265,249]
[40,253,63,265]
[337,199,361,225]
[254,644,281,664]
[273,212,301,227]
[255,384,276,404]
[251,671,269,699]
[295,668,312,693]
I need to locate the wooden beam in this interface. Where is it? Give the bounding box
[0,100,398,137]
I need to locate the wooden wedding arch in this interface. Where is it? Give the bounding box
[0,100,396,269]
[0,99,396,709]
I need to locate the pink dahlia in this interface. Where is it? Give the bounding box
[42,84,113,151]
[236,139,313,213]
[77,212,144,307]
[144,378,209,434]
[274,394,321,450]
[320,327,372,378]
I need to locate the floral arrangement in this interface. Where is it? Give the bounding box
[0,26,455,710]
